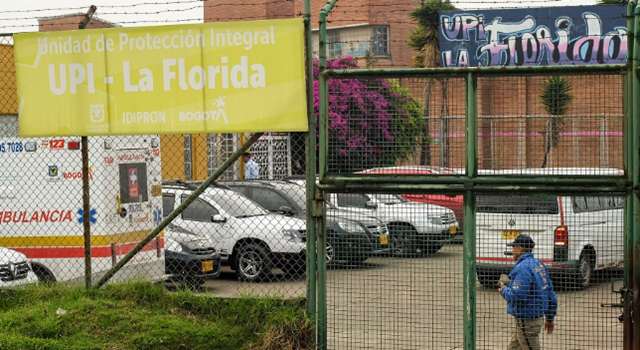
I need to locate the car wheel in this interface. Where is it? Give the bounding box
[325,241,335,265]
[390,225,417,257]
[423,243,443,256]
[477,272,498,289]
[236,243,271,282]
[574,252,594,289]
[31,263,56,284]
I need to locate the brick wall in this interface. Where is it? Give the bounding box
[38,14,114,32]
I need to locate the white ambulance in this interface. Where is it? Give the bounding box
[0,122,164,283]
[476,168,624,289]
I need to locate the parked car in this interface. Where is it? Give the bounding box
[226,180,391,264]
[359,166,464,242]
[164,223,222,289]
[0,247,37,287]
[162,182,306,281]
[327,192,458,256]
[475,168,624,289]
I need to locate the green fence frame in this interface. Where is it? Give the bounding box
[312,1,640,349]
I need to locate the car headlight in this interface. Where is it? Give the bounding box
[336,220,366,233]
[166,238,183,253]
[283,229,306,242]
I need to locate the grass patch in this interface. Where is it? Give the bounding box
[0,282,312,350]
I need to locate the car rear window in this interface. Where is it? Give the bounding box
[476,194,559,214]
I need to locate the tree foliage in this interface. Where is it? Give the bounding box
[313,57,424,172]
[408,0,455,67]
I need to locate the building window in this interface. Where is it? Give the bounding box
[183,135,192,180]
[371,26,389,56]
[328,30,342,58]
[315,24,390,59]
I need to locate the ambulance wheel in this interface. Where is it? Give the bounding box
[31,263,56,283]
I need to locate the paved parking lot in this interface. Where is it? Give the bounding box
[204,244,624,350]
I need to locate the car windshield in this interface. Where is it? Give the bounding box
[476,194,558,214]
[280,183,337,211]
[370,194,405,205]
[207,190,267,218]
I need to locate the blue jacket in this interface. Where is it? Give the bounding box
[500,253,558,321]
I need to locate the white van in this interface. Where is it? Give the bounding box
[0,132,164,283]
[476,168,624,289]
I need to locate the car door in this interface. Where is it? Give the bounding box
[173,192,234,256]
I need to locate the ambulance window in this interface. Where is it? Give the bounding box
[573,197,588,213]
[181,196,219,222]
[119,163,149,203]
[162,194,175,218]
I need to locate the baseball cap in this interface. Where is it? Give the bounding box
[507,234,535,249]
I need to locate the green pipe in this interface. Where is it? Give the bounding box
[302,0,317,320]
[632,4,640,348]
[319,175,628,186]
[463,72,477,350]
[319,0,338,183]
[95,133,264,288]
[321,64,627,78]
[624,2,635,348]
[463,191,476,350]
[317,3,338,349]
[316,183,627,195]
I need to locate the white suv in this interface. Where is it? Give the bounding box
[328,193,458,256]
[0,247,37,287]
[162,184,306,281]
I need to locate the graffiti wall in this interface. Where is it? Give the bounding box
[438,5,627,67]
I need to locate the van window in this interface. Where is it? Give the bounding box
[181,196,219,222]
[573,195,624,213]
[337,193,370,208]
[162,194,175,218]
[476,195,558,214]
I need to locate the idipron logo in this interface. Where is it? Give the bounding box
[89,104,106,123]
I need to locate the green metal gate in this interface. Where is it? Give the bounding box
[308,1,640,349]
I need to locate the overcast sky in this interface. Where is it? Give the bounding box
[0,0,601,34]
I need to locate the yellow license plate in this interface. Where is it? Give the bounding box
[501,230,520,240]
[448,225,458,235]
[378,234,389,246]
[201,260,215,273]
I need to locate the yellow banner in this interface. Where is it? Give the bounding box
[14,18,308,136]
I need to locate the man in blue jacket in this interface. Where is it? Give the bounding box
[499,234,558,350]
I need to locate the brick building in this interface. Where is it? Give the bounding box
[204,0,422,67]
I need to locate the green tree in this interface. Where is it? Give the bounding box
[540,77,573,168]
[409,0,455,166]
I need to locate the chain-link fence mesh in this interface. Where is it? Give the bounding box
[322,70,626,349]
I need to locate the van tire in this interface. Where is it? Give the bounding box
[574,251,594,289]
[235,243,271,282]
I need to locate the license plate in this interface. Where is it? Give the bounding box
[501,230,520,240]
[378,234,389,246]
[448,225,458,235]
[201,260,215,273]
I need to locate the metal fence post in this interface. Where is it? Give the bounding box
[79,5,97,290]
[632,4,640,349]
[303,0,317,321]
[464,72,477,350]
